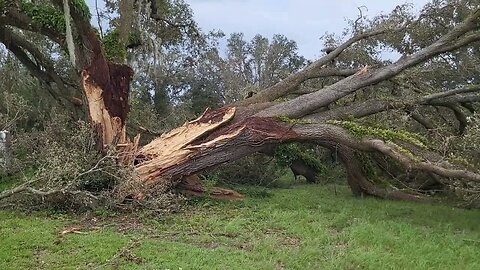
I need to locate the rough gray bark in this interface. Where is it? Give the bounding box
[1,2,480,203]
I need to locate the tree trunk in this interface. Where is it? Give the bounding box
[128,110,431,202]
[78,6,480,202]
[290,160,320,183]
[3,2,480,204]
[0,131,11,171]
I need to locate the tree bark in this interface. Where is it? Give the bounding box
[290,160,320,183]
[2,2,480,204]
[127,7,480,199]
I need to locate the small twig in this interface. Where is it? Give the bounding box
[354,6,368,32]
[95,0,104,38]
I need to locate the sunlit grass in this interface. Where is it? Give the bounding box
[1,184,479,269]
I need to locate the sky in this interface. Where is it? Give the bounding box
[185,0,432,60]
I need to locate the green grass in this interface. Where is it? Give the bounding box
[1,185,479,269]
[0,173,23,191]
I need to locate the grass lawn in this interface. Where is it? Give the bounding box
[0,184,479,269]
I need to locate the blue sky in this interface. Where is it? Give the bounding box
[185,0,432,59]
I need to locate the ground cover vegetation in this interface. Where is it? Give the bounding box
[0,1,480,267]
[1,185,479,269]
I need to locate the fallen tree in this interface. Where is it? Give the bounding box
[1,0,480,205]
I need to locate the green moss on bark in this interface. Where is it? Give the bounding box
[21,1,66,32]
[328,120,427,149]
[102,30,127,62]
[19,0,90,32]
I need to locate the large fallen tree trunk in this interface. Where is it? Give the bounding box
[2,1,480,203]
[124,7,480,201]
[89,5,480,201]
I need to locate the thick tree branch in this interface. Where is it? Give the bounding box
[333,144,428,202]
[422,85,480,102]
[306,99,399,121]
[0,36,51,83]
[440,104,468,135]
[0,26,74,98]
[0,178,41,201]
[255,9,480,118]
[131,106,480,202]
[425,93,480,105]
[460,102,476,114]
[407,111,435,130]
[237,27,401,106]
[294,124,480,183]
[290,68,361,95]
[1,7,65,44]
[305,84,480,122]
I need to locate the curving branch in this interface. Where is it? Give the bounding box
[237,27,404,106]
[294,123,480,183]
[426,93,480,105]
[407,111,435,130]
[303,81,480,126]
[422,85,480,102]
[0,32,52,83]
[305,84,480,124]
[306,99,399,121]
[254,8,480,118]
[460,102,476,114]
[0,27,70,91]
[332,144,429,202]
[0,26,85,115]
[290,68,361,95]
[440,104,468,135]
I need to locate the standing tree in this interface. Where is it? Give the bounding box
[1,0,480,204]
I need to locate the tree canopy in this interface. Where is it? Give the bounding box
[1,0,480,208]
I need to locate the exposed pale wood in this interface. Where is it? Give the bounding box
[118,134,141,165]
[135,107,236,186]
[81,71,126,146]
[2,1,480,205]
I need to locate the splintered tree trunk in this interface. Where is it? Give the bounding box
[134,107,245,199]
[73,26,246,199]
[134,107,237,185]
[78,77,480,203]
[79,61,320,199]
[81,62,132,147]
[81,59,144,168]
[80,76,246,199]
[74,6,480,203]
[132,108,298,199]
[3,0,480,206]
